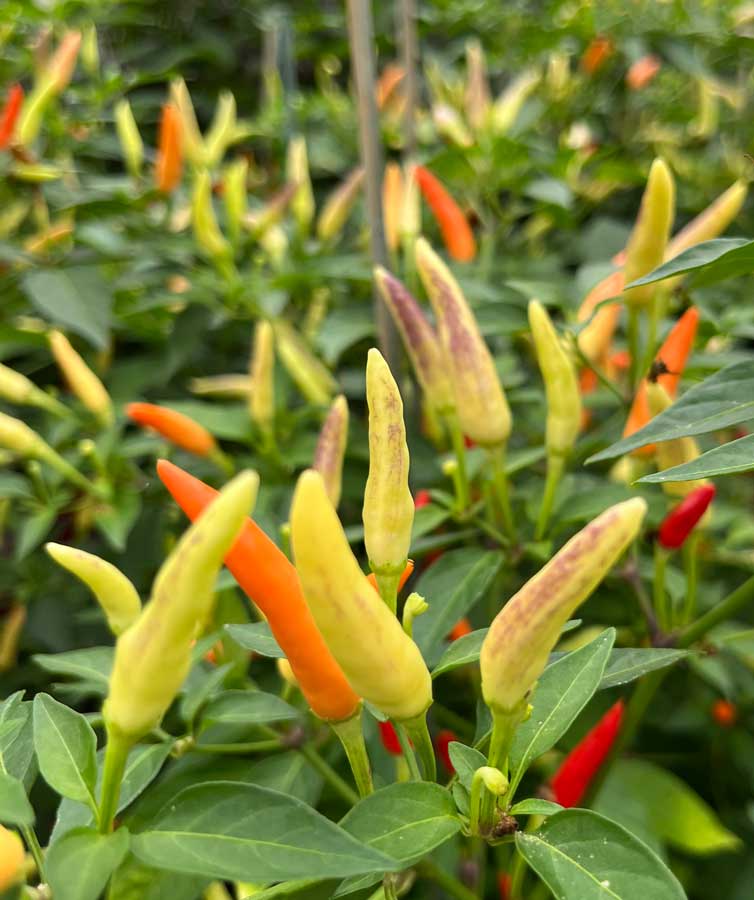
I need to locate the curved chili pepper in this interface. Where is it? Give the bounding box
[658,484,716,550]
[156,459,360,722]
[126,402,217,457]
[155,102,182,194]
[415,165,476,263]
[550,700,624,807]
[0,84,24,149]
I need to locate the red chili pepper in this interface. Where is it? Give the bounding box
[497,873,512,899]
[448,618,473,641]
[711,699,737,728]
[0,84,24,149]
[434,729,457,773]
[658,484,716,550]
[378,720,403,755]
[550,700,624,807]
[414,489,432,509]
[414,165,476,263]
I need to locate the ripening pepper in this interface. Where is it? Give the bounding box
[157,460,360,722]
[125,402,218,457]
[313,394,349,508]
[626,55,661,91]
[114,98,143,179]
[170,78,205,167]
[0,84,24,149]
[623,159,675,308]
[490,69,540,135]
[464,40,491,131]
[155,103,183,194]
[104,470,258,740]
[81,23,99,76]
[191,168,231,260]
[528,300,581,461]
[416,237,511,447]
[249,321,275,433]
[0,826,24,889]
[376,64,405,111]
[46,543,141,635]
[550,700,624,807]
[646,382,707,497]
[223,157,248,244]
[415,166,476,262]
[374,266,455,417]
[0,361,68,417]
[362,349,415,609]
[287,135,315,235]
[273,320,337,406]
[658,483,716,550]
[47,30,82,92]
[291,469,433,721]
[382,163,403,252]
[481,498,646,717]
[580,36,613,75]
[48,331,113,426]
[203,91,238,169]
[316,167,365,242]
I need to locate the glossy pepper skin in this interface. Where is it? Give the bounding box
[415,166,476,262]
[658,484,716,550]
[550,700,625,807]
[126,402,217,457]
[104,471,257,741]
[481,498,646,715]
[0,84,24,148]
[156,460,360,722]
[291,469,432,721]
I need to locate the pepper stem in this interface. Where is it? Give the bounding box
[535,453,564,540]
[681,532,700,626]
[487,444,516,543]
[331,708,374,798]
[400,711,436,782]
[98,726,131,833]
[446,413,471,514]
[653,543,669,631]
[374,566,401,615]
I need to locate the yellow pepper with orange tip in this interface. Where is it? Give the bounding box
[291,469,432,723]
[0,826,25,890]
[623,158,675,308]
[362,349,415,611]
[45,543,141,635]
[48,330,113,426]
[104,469,258,742]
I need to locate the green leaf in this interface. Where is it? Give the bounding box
[516,809,686,899]
[33,647,114,694]
[413,549,504,665]
[509,799,563,817]
[0,770,34,825]
[46,827,130,900]
[22,267,113,349]
[626,237,754,290]
[200,690,299,729]
[447,742,487,793]
[597,759,741,856]
[587,360,754,463]
[0,693,35,784]
[225,623,285,658]
[508,630,615,795]
[599,649,689,689]
[639,434,754,482]
[130,781,396,881]
[32,693,97,807]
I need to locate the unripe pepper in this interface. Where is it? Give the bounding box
[316,167,365,242]
[49,330,113,426]
[646,382,707,497]
[550,699,624,807]
[374,266,455,416]
[223,157,248,244]
[658,484,716,550]
[416,237,511,447]
[81,23,99,76]
[104,470,258,740]
[401,164,420,244]
[114,98,143,179]
[203,91,237,169]
[170,78,205,167]
[481,498,646,718]
[382,163,403,252]
[192,168,231,261]
[415,166,476,262]
[623,159,675,308]
[291,469,432,721]
[155,103,183,194]
[272,320,337,406]
[313,394,349,508]
[464,39,491,131]
[156,460,360,722]
[0,84,24,149]
[249,321,275,433]
[0,826,25,889]
[0,361,68,417]
[490,68,539,135]
[432,103,474,149]
[46,543,141,635]
[287,135,315,235]
[362,349,415,610]
[126,402,217,457]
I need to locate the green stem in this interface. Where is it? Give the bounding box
[487,707,520,777]
[681,533,700,626]
[331,710,374,798]
[653,543,669,631]
[488,445,516,542]
[298,743,359,806]
[416,861,479,900]
[627,304,643,389]
[191,739,283,754]
[98,729,131,834]
[535,454,564,541]
[374,566,401,615]
[447,414,471,513]
[395,722,422,781]
[22,825,46,881]
[679,574,754,648]
[401,712,436,782]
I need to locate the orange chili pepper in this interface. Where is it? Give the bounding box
[0,84,24,149]
[366,559,414,594]
[415,165,476,263]
[581,36,613,75]
[448,618,473,641]
[623,307,699,455]
[155,102,182,194]
[156,459,360,722]
[376,64,405,110]
[126,402,217,457]
[626,55,661,91]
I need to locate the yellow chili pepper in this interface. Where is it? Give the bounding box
[464,40,491,131]
[313,394,349,508]
[646,382,707,497]
[0,361,68,417]
[170,77,205,167]
[287,135,315,236]
[273,320,336,406]
[382,163,403,253]
[0,826,24,890]
[249,321,275,433]
[490,69,540,135]
[48,331,113,426]
[191,169,231,261]
[114,98,143,179]
[204,91,237,169]
[290,469,432,722]
[316,167,365,242]
[223,157,248,244]
[81,24,99,76]
[431,103,473,148]
[46,543,141,635]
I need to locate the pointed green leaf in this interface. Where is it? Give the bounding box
[626,237,754,290]
[0,770,34,825]
[225,623,284,658]
[46,827,130,900]
[639,434,754,482]
[599,649,689,689]
[33,693,97,807]
[200,690,299,729]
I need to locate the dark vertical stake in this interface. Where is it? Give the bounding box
[398,0,418,159]
[346,0,400,370]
